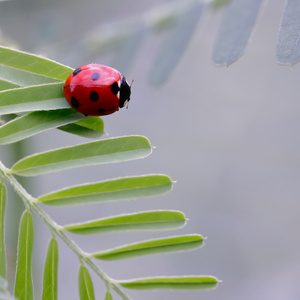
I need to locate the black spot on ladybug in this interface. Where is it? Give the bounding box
[111,82,119,95]
[90,91,99,102]
[91,72,101,81]
[119,76,131,108]
[71,96,80,108]
[98,108,106,115]
[73,68,82,77]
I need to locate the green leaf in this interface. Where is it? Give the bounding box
[91,234,203,260]
[212,0,264,66]
[276,0,300,65]
[0,46,73,84]
[78,265,95,300]
[0,109,84,145]
[37,174,172,206]
[0,83,70,115]
[42,237,58,300]
[117,276,219,290]
[14,210,34,300]
[0,64,61,90]
[149,1,204,86]
[104,290,113,300]
[62,210,185,234]
[58,116,104,139]
[0,79,19,92]
[10,136,152,177]
[0,183,6,278]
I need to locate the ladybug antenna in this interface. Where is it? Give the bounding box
[130,79,134,88]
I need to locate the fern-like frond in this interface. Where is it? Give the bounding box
[0,47,219,299]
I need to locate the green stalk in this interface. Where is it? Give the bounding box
[0,161,131,300]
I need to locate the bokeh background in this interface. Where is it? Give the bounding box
[1,0,300,299]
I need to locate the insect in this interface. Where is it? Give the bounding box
[63,64,131,116]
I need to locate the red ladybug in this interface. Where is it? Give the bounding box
[63,64,131,116]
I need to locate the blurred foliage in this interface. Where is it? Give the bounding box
[211,0,232,9]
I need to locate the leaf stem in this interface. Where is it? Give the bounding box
[0,161,131,300]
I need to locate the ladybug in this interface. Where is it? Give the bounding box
[63,64,131,116]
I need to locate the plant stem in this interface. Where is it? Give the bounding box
[0,161,131,300]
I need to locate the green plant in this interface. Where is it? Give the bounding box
[0,47,219,299]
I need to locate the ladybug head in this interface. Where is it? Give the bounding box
[119,76,131,108]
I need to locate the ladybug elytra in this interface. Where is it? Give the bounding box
[63,64,131,116]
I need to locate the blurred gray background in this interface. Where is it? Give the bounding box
[1,0,300,299]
